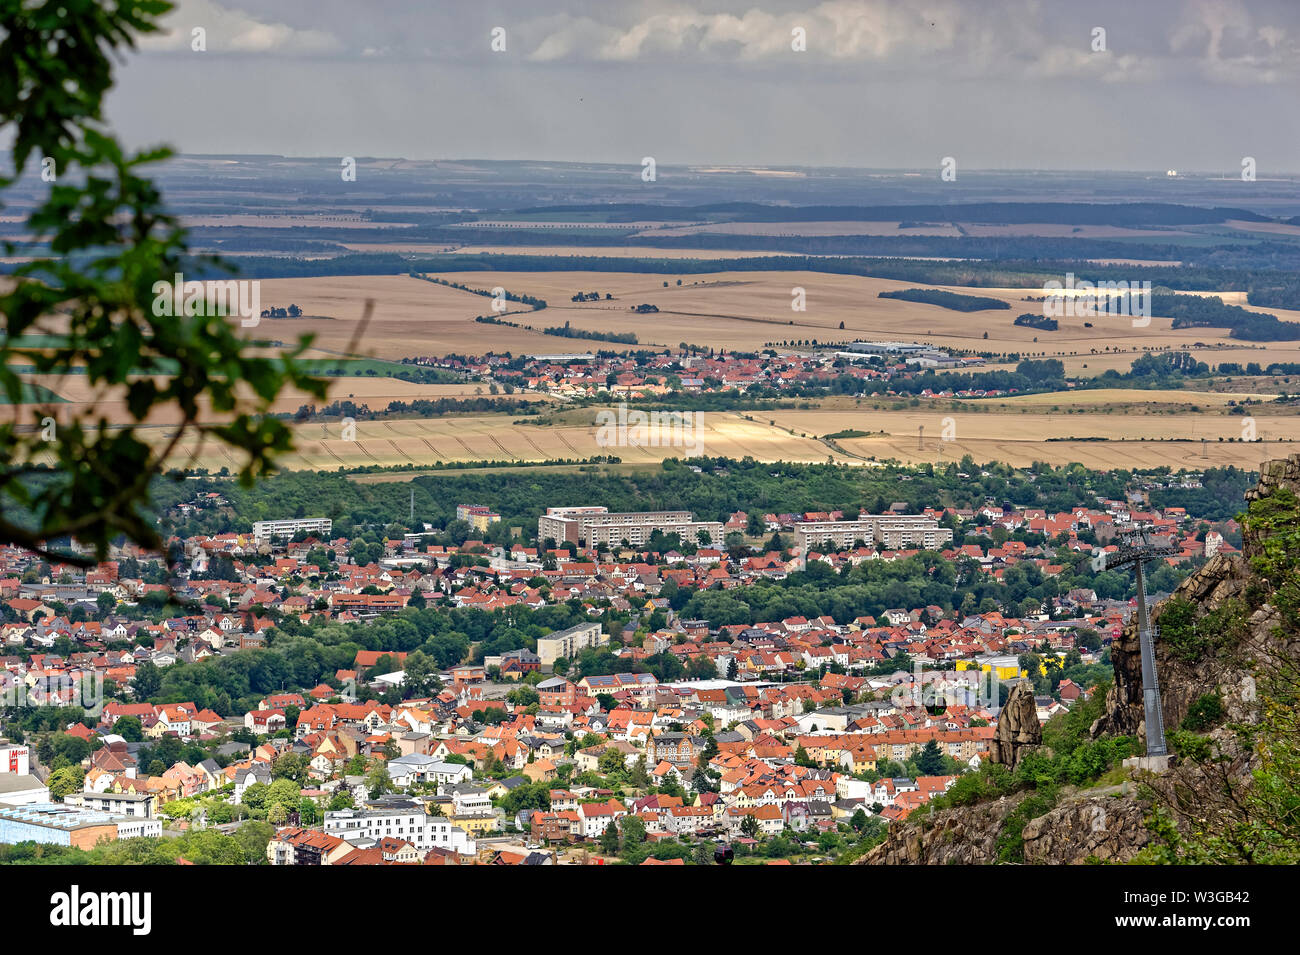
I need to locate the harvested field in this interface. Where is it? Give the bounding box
[153,410,838,472]
[143,403,1297,474]
[231,271,1300,370]
[25,375,542,427]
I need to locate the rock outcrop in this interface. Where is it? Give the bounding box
[857,452,1300,865]
[990,680,1040,768]
[1090,551,1250,742]
[1021,794,1153,863]
[1093,452,1300,745]
[862,793,1028,865]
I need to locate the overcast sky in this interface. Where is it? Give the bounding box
[106,0,1300,173]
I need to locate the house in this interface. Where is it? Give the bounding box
[244,709,287,736]
[577,798,628,840]
[231,766,273,804]
[266,827,352,865]
[386,754,473,788]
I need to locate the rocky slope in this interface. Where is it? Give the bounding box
[859,452,1300,865]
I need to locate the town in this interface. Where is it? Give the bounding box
[0,474,1234,865]
[400,342,994,405]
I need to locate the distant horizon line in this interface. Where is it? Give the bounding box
[164,154,1300,179]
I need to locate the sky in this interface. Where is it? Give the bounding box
[105,0,1300,173]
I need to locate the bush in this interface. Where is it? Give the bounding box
[1063,736,1135,784]
[996,787,1059,863]
[1158,597,1247,663]
[1181,693,1226,732]
[932,762,1017,808]
[1169,730,1212,763]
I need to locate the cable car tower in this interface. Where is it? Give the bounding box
[1105,526,1176,757]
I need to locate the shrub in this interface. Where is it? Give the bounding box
[1181,692,1226,732]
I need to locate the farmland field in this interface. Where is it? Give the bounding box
[242,270,1300,362]
[144,402,1297,474]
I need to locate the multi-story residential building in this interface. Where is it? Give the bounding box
[646,732,703,768]
[536,621,607,669]
[456,504,502,533]
[795,514,953,561]
[538,506,724,548]
[252,518,332,544]
[440,783,498,837]
[68,791,156,819]
[266,827,351,865]
[323,802,476,856]
[385,754,473,789]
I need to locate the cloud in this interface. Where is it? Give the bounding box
[518,0,1295,86]
[131,0,1300,87]
[139,0,342,56]
[1166,0,1298,83]
[526,1,970,63]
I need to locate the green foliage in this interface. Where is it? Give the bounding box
[1138,481,1300,864]
[878,288,1010,312]
[46,765,85,798]
[1244,486,1300,631]
[1141,697,1300,863]
[500,781,551,816]
[0,821,274,865]
[1061,736,1136,784]
[1040,679,1111,757]
[113,714,144,742]
[995,787,1059,863]
[1181,693,1226,732]
[0,0,326,562]
[833,816,889,863]
[925,682,1131,844]
[1157,596,1248,664]
[928,762,1018,809]
[915,739,948,776]
[1168,729,1212,763]
[599,820,620,855]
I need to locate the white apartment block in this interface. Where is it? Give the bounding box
[252,518,333,543]
[795,514,953,561]
[323,806,476,855]
[538,506,723,548]
[536,621,607,668]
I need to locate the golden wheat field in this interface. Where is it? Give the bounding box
[231,270,1300,371]
[767,406,1298,469]
[23,375,545,428]
[143,403,1297,473]
[238,274,563,356]
[155,411,836,472]
[16,265,1300,473]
